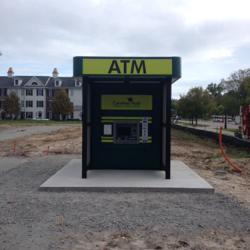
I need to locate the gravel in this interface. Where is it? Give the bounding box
[0,155,250,250]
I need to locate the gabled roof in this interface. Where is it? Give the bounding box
[0,76,81,88]
[14,76,50,86]
[0,77,13,87]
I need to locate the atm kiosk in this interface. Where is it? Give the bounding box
[73,57,181,179]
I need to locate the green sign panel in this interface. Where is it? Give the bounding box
[101,95,152,110]
[83,58,172,75]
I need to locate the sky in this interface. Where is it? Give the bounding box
[0,0,250,98]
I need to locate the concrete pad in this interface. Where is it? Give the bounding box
[40,160,214,193]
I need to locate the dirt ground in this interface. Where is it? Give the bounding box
[0,124,249,249]
[171,130,250,207]
[0,126,82,157]
[1,125,249,206]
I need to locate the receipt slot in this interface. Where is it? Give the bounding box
[73,57,181,179]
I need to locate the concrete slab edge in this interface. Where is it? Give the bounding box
[39,186,214,193]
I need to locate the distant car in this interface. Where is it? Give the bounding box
[235,116,240,125]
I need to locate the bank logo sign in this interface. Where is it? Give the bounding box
[83,58,172,75]
[101,95,152,110]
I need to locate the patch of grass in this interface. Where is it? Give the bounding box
[224,128,238,133]
[171,128,218,148]
[177,121,209,127]
[172,128,250,159]
[224,147,250,159]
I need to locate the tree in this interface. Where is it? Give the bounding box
[239,76,250,105]
[52,89,73,120]
[177,87,213,125]
[206,82,223,98]
[221,68,250,92]
[220,92,241,129]
[171,99,178,116]
[4,91,20,119]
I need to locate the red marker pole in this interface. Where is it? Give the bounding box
[219,127,242,173]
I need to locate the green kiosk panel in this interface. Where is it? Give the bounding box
[73,57,181,179]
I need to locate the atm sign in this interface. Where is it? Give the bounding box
[82,58,172,75]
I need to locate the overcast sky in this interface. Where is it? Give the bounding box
[0,0,250,98]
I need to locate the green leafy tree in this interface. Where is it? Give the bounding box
[214,104,225,115]
[52,89,73,120]
[219,92,241,129]
[4,91,20,119]
[221,92,240,116]
[239,76,250,105]
[177,87,213,125]
[206,83,223,98]
[206,83,224,116]
[171,99,178,116]
[221,68,250,92]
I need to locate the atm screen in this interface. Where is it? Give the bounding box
[117,126,131,137]
[115,122,139,144]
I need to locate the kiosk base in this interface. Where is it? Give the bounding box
[40,159,214,193]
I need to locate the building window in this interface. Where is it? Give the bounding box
[26,100,33,107]
[37,89,43,96]
[37,101,44,107]
[37,111,42,119]
[48,89,53,97]
[0,100,2,109]
[26,89,33,96]
[32,82,38,86]
[3,89,7,96]
[21,100,24,107]
[26,112,33,119]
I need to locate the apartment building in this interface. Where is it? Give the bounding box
[0,67,82,120]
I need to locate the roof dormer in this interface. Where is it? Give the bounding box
[55,79,62,87]
[75,79,82,87]
[14,78,22,86]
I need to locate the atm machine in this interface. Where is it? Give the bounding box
[73,57,181,179]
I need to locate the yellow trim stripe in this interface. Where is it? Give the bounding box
[102,120,152,124]
[102,116,152,120]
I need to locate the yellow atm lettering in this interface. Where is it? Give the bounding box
[82,58,172,75]
[108,60,146,74]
